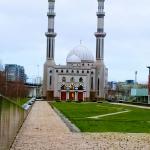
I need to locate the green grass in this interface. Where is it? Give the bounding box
[52,102,150,133]
[15,98,29,106]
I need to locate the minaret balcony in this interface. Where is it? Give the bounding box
[95,32,106,37]
[97,12,105,17]
[45,32,57,37]
[47,12,56,17]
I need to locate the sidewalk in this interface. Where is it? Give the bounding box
[11,101,150,150]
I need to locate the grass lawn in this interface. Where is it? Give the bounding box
[15,98,29,106]
[52,102,150,133]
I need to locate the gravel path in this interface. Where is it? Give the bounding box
[11,101,150,150]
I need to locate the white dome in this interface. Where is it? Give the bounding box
[66,44,94,63]
[66,54,81,63]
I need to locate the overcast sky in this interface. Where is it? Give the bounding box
[0,0,150,83]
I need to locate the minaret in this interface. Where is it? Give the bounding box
[45,0,57,63]
[95,0,107,98]
[95,0,106,62]
[43,0,57,98]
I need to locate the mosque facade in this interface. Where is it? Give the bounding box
[43,0,108,101]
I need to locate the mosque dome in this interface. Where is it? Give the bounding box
[66,54,81,63]
[66,44,94,63]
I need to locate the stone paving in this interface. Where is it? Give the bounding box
[11,101,150,150]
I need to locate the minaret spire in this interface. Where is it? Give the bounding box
[95,0,106,61]
[45,0,57,62]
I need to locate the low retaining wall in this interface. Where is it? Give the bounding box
[0,97,29,150]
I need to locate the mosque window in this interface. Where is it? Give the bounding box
[70,77,74,82]
[78,84,84,90]
[91,77,93,90]
[62,77,66,82]
[70,84,75,90]
[49,76,52,86]
[61,84,66,90]
[97,78,100,95]
[79,77,83,83]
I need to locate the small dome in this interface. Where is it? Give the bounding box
[66,54,81,63]
[66,44,94,63]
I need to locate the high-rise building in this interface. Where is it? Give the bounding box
[0,60,4,71]
[5,64,26,82]
[43,0,108,101]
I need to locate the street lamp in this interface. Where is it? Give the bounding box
[147,66,150,104]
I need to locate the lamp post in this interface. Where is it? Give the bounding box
[147,67,150,104]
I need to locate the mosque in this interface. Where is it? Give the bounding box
[43,0,108,101]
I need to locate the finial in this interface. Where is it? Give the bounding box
[80,40,82,45]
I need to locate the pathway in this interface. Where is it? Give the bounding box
[87,110,131,119]
[11,101,150,150]
[112,102,150,109]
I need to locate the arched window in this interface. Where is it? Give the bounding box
[91,77,93,90]
[70,77,74,82]
[62,77,66,82]
[49,76,52,86]
[78,84,84,90]
[61,85,66,90]
[97,78,100,95]
[70,84,75,90]
[79,77,83,83]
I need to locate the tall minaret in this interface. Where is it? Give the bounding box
[95,0,106,62]
[43,0,57,97]
[45,0,57,63]
[95,0,107,98]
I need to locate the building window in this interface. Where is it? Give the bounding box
[82,70,84,73]
[91,77,93,90]
[87,70,89,73]
[78,84,83,90]
[66,70,69,73]
[77,70,79,73]
[70,77,74,82]
[56,70,58,73]
[79,77,83,83]
[49,76,52,86]
[97,78,99,95]
[61,70,63,73]
[91,71,94,74]
[61,84,66,90]
[72,70,74,73]
[62,77,66,82]
[49,70,52,73]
